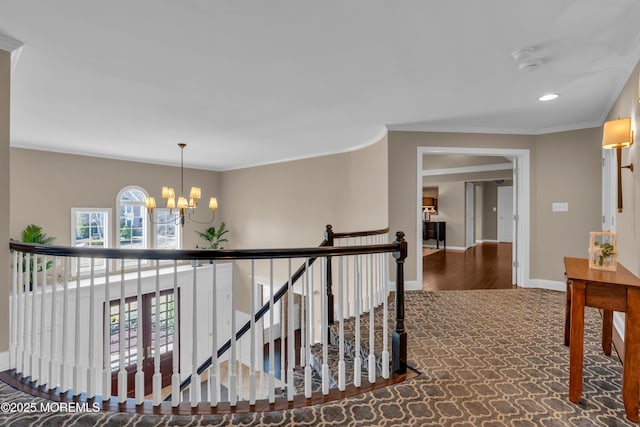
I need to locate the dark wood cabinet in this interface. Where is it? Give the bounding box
[423,221,446,249]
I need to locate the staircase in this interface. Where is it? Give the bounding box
[308,299,393,391]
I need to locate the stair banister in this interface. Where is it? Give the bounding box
[392,231,407,375]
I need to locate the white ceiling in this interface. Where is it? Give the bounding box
[1,0,640,171]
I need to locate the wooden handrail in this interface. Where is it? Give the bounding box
[331,227,390,239]
[9,240,397,260]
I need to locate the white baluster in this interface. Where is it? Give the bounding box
[210,261,220,406]
[74,258,83,395]
[280,284,285,395]
[190,264,200,406]
[171,260,181,407]
[287,258,295,401]
[354,255,361,388]
[153,260,161,406]
[48,256,58,390]
[338,257,345,391]
[16,252,24,375]
[238,336,244,402]
[61,258,71,392]
[382,252,389,379]
[102,262,111,401]
[10,251,18,370]
[368,253,376,384]
[346,250,351,318]
[31,253,39,382]
[321,257,329,395]
[304,259,312,398]
[117,260,126,403]
[22,253,33,377]
[249,260,256,405]
[230,260,238,406]
[40,255,49,389]
[299,263,306,369]
[86,258,97,398]
[39,254,48,387]
[135,259,144,405]
[268,259,274,403]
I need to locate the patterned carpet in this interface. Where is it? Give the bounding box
[0,288,636,426]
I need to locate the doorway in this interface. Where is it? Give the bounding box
[417,147,530,288]
[108,289,178,397]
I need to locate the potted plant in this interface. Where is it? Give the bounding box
[195,222,229,249]
[20,224,56,288]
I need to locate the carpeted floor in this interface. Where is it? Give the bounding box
[0,288,635,426]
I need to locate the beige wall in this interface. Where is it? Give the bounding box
[388,129,601,284]
[220,136,389,310]
[220,136,388,249]
[423,180,465,247]
[532,129,601,279]
[10,148,220,250]
[482,181,498,240]
[1,51,10,352]
[606,59,640,275]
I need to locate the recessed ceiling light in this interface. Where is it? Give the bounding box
[538,93,559,102]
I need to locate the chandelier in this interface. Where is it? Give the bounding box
[145,143,218,226]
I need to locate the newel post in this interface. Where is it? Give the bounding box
[392,231,407,374]
[325,224,335,325]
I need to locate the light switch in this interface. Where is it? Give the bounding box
[492,207,496,212]
[552,202,569,212]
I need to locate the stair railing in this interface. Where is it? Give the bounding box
[7,227,406,409]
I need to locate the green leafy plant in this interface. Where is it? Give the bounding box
[196,222,229,249]
[595,241,616,266]
[20,224,56,286]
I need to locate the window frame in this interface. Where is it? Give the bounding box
[153,208,182,251]
[116,185,150,251]
[70,207,112,276]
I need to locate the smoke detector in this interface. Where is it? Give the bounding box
[511,47,535,61]
[519,60,542,72]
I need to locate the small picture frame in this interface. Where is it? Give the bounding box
[589,231,617,271]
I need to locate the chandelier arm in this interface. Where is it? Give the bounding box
[184,210,216,225]
[147,214,181,226]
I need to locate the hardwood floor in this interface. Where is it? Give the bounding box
[422,242,514,291]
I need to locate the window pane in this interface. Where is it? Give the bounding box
[155,209,180,250]
[72,209,108,274]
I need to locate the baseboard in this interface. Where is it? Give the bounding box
[482,239,499,243]
[444,245,467,251]
[522,279,566,292]
[0,351,9,371]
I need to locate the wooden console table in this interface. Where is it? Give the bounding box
[564,257,640,422]
[423,221,446,249]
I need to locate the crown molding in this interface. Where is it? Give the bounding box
[0,34,24,76]
[386,119,602,136]
[0,34,23,52]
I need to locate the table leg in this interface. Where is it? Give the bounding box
[623,288,640,422]
[602,310,613,356]
[569,280,585,404]
[564,279,571,347]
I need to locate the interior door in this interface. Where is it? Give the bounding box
[497,186,513,243]
[109,289,178,397]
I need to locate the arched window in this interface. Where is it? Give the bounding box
[117,186,149,256]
